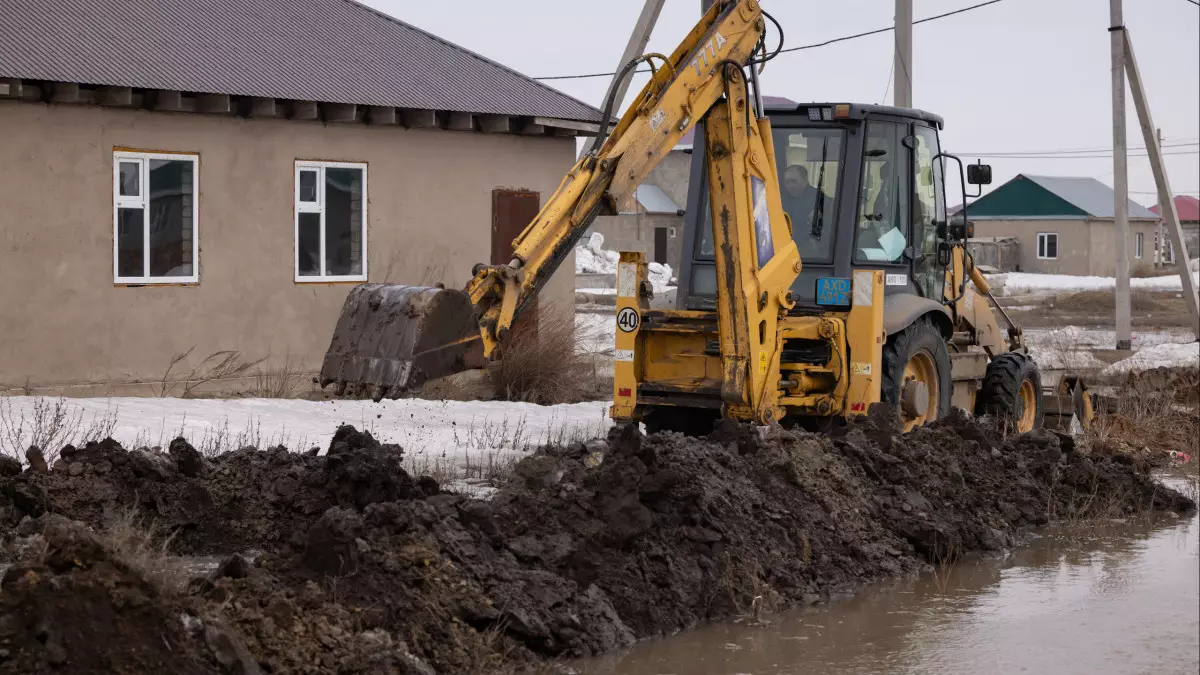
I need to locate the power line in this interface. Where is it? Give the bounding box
[969,150,1199,159]
[534,0,1005,80]
[1186,0,1200,7]
[958,141,1199,156]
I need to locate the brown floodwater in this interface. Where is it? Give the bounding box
[575,478,1199,675]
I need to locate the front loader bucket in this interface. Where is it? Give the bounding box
[1042,374,1095,433]
[319,283,486,401]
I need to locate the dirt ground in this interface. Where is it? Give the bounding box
[1004,290,1194,329]
[0,408,1194,674]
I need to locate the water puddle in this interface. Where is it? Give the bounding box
[576,479,1199,675]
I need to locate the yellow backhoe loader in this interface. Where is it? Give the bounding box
[318,0,1093,434]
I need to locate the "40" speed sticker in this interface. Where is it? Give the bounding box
[616,307,640,333]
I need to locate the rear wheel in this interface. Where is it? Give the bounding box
[975,352,1043,433]
[882,318,952,432]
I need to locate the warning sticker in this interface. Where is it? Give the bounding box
[614,349,635,362]
[617,262,638,298]
[758,351,768,375]
[851,362,872,375]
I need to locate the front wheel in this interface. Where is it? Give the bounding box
[881,318,953,432]
[975,352,1043,433]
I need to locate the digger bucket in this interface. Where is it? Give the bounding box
[319,283,486,401]
[1042,374,1095,433]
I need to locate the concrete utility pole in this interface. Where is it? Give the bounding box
[1123,30,1200,335]
[1156,128,1165,268]
[1110,0,1132,350]
[584,0,667,156]
[894,0,913,108]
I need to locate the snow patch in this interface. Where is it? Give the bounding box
[1100,342,1200,376]
[575,232,675,294]
[988,271,1200,296]
[0,397,614,478]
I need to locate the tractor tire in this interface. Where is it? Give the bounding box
[641,407,718,437]
[881,317,952,431]
[975,352,1043,433]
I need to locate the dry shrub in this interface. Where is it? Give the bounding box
[252,356,305,399]
[1083,373,1200,461]
[157,347,266,398]
[0,397,118,467]
[487,302,599,405]
[1129,259,1170,278]
[103,506,189,595]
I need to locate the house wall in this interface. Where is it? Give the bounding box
[972,217,1161,276]
[0,101,576,394]
[587,213,684,271]
[644,150,693,211]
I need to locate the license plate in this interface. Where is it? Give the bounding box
[816,277,852,306]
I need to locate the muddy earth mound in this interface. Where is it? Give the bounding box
[0,407,1193,674]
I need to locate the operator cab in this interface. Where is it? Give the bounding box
[676,101,986,313]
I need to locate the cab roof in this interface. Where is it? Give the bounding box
[766,101,945,129]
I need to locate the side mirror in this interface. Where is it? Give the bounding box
[967,163,992,186]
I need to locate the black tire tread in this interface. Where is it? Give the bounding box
[880,317,952,425]
[975,352,1043,429]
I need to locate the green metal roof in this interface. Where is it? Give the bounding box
[967,174,1159,220]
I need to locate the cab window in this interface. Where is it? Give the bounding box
[854,121,911,264]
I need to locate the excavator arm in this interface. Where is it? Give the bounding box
[320,0,785,400]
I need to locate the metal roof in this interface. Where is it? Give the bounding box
[0,0,601,122]
[635,185,682,214]
[1024,175,1158,220]
[1150,195,1200,222]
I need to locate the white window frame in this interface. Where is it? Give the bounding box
[1134,232,1144,259]
[113,151,200,284]
[1037,232,1058,260]
[294,160,368,282]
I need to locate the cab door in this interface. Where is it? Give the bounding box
[912,124,947,301]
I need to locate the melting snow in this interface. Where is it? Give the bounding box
[1100,342,1200,376]
[988,271,1200,296]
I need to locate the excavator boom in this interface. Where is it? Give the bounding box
[320,0,774,400]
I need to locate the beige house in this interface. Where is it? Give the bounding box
[966,174,1161,276]
[0,0,601,395]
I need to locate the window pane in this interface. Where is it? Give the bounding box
[148,159,194,277]
[298,212,321,276]
[299,169,318,203]
[1047,235,1057,259]
[324,168,364,276]
[777,127,845,263]
[119,161,140,197]
[855,122,911,263]
[912,126,945,299]
[117,207,144,278]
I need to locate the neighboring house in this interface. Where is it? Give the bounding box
[966,174,1160,276]
[1149,195,1200,261]
[588,186,686,270]
[585,96,798,273]
[0,0,602,394]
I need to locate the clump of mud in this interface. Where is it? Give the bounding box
[0,407,1193,674]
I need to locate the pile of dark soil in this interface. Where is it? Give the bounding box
[0,406,1193,674]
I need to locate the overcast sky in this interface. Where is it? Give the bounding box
[365,0,1200,207]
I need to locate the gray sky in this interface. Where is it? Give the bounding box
[365,0,1200,206]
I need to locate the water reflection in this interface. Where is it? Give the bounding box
[579,485,1198,675]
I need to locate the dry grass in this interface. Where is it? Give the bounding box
[103,505,190,595]
[0,396,119,467]
[487,302,602,405]
[250,356,306,399]
[157,347,267,398]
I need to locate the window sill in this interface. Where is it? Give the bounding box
[114,278,200,287]
[295,276,368,284]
